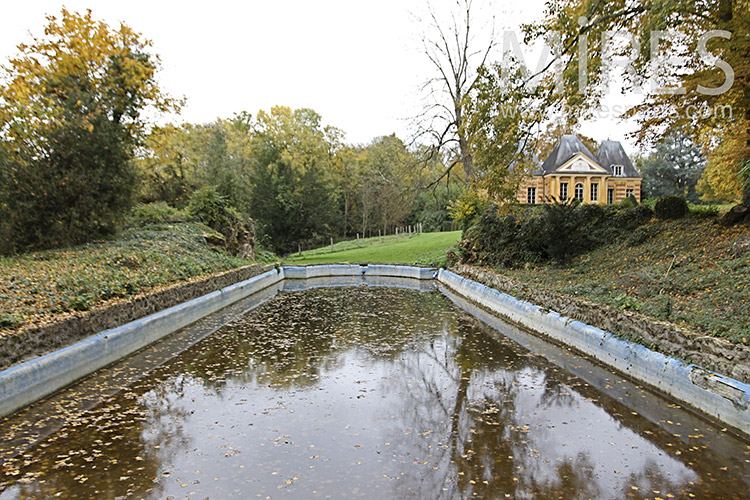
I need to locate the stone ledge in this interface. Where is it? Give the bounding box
[0,264,274,370]
[451,264,750,384]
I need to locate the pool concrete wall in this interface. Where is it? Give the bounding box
[437,269,750,437]
[1,263,748,438]
[0,268,285,418]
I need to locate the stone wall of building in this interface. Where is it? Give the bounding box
[452,264,750,384]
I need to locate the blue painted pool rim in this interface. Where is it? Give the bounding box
[1,264,748,438]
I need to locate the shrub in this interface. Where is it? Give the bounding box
[448,188,492,230]
[187,186,239,230]
[186,186,255,259]
[459,201,652,266]
[654,195,689,219]
[618,194,639,209]
[128,202,186,226]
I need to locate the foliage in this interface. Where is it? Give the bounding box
[654,195,689,220]
[638,133,706,202]
[523,0,750,205]
[0,9,177,253]
[0,223,253,332]
[354,135,416,235]
[460,202,652,266]
[187,186,239,232]
[408,183,463,232]
[137,118,254,212]
[448,187,493,230]
[496,218,750,343]
[128,202,185,226]
[462,62,547,200]
[688,204,720,218]
[618,194,639,209]
[245,107,343,254]
[0,112,134,253]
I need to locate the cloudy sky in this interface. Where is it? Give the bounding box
[1,0,639,149]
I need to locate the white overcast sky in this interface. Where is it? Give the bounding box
[1,0,639,150]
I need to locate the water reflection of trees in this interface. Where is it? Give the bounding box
[385,313,722,500]
[3,287,748,500]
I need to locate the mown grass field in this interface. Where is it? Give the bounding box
[283,230,461,266]
[496,217,750,344]
[0,223,260,333]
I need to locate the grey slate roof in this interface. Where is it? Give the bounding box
[539,135,598,174]
[596,140,641,178]
[533,135,641,178]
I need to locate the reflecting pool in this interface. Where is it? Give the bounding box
[1,283,748,499]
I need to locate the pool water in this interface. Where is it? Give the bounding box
[0,284,748,499]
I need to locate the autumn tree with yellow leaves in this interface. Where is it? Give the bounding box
[465,0,750,209]
[0,9,177,253]
[528,0,750,204]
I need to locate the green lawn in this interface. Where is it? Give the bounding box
[283,231,462,266]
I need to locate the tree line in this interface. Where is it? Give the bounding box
[3,3,748,258]
[0,10,459,256]
[138,108,459,254]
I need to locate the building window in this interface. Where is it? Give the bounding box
[591,183,599,202]
[626,188,634,199]
[613,165,623,176]
[574,183,584,202]
[560,183,568,201]
[607,188,614,204]
[527,187,537,204]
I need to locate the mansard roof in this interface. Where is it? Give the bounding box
[596,140,641,178]
[535,135,641,178]
[540,135,599,174]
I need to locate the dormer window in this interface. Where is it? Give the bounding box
[613,164,623,176]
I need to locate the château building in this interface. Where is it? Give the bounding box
[516,135,642,205]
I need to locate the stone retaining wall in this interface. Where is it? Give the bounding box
[0,264,273,370]
[452,264,750,384]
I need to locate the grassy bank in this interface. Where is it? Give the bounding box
[0,223,263,333]
[283,230,461,266]
[492,218,750,344]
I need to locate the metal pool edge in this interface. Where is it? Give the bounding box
[0,264,435,418]
[2,263,747,439]
[436,268,750,437]
[0,268,285,418]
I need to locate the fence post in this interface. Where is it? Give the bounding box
[331,237,334,253]
[357,233,360,247]
[379,230,382,244]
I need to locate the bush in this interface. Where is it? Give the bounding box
[448,188,492,230]
[618,194,639,209]
[654,195,689,219]
[187,186,239,229]
[186,186,255,259]
[459,202,652,266]
[128,202,186,226]
[0,117,135,255]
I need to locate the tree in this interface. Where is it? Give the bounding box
[535,118,598,160]
[414,0,495,183]
[246,106,342,254]
[137,123,201,206]
[355,135,417,235]
[638,132,706,202]
[522,0,750,206]
[462,61,547,200]
[0,9,177,252]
